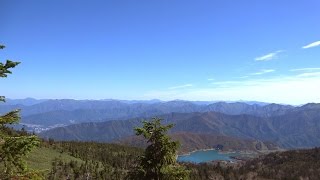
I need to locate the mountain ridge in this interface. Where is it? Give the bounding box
[0,99,295,129]
[40,103,320,149]
[117,132,280,154]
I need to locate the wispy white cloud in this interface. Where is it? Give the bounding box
[302,41,320,49]
[168,84,193,90]
[207,78,215,81]
[250,69,275,75]
[290,68,320,72]
[238,76,249,79]
[211,78,279,88]
[143,74,320,105]
[255,50,283,61]
[297,72,320,78]
[211,81,240,86]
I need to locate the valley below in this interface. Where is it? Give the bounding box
[3,99,320,151]
[2,98,320,179]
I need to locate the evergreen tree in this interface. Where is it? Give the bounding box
[128,117,189,180]
[0,45,40,179]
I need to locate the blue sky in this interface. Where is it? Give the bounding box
[1,0,320,104]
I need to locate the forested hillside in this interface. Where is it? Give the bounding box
[26,141,320,180]
[27,141,143,179]
[118,132,279,154]
[185,147,320,180]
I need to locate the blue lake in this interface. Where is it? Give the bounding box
[177,149,239,163]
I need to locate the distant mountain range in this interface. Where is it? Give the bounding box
[2,98,319,151]
[0,99,281,130]
[0,98,49,106]
[39,103,320,149]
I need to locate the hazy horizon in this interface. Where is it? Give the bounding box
[2,0,320,105]
[3,97,307,106]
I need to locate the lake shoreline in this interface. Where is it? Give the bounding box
[177,148,269,163]
[177,149,242,163]
[178,148,216,156]
[178,148,244,156]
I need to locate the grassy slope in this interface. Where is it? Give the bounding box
[25,146,83,171]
